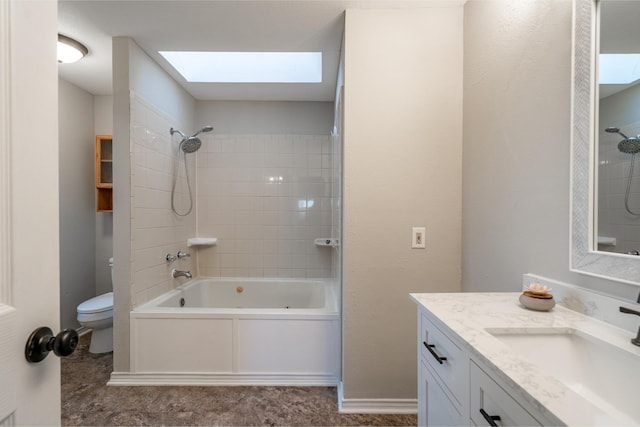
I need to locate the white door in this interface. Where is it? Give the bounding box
[0,1,61,425]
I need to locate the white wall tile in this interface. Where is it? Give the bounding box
[130,94,196,307]
[153,132,336,279]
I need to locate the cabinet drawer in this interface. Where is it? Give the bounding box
[470,361,542,426]
[420,313,465,406]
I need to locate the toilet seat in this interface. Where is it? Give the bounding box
[77,292,113,314]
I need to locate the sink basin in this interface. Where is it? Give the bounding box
[487,327,640,424]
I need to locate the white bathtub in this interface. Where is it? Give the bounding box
[119,278,340,386]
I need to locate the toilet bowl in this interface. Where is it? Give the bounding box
[77,257,114,353]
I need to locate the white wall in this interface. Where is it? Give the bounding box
[462,0,639,301]
[196,101,333,135]
[58,85,114,329]
[58,78,96,330]
[94,95,114,295]
[342,6,463,402]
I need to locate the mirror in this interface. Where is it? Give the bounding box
[596,0,640,255]
[571,0,640,285]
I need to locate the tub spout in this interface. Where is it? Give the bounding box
[172,269,192,279]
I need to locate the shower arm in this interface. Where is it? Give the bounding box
[170,128,187,138]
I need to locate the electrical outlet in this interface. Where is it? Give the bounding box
[412,227,426,249]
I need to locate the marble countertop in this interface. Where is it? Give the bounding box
[410,292,640,426]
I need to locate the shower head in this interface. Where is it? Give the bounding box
[170,125,213,153]
[618,137,640,154]
[180,137,202,153]
[606,126,630,140]
[606,126,640,154]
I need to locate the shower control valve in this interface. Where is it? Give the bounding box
[177,251,191,259]
[166,253,177,263]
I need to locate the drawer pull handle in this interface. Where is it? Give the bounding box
[479,408,501,426]
[423,341,447,364]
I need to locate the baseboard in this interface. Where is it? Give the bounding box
[75,326,90,336]
[337,382,418,414]
[108,371,339,387]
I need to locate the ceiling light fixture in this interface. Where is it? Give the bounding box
[57,34,88,64]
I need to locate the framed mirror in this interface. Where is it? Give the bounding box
[571,0,640,285]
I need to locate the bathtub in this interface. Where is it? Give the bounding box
[119,278,340,386]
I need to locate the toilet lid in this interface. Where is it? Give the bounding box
[78,292,113,314]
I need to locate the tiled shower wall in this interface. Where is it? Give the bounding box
[195,133,334,278]
[130,93,196,306]
[597,121,640,254]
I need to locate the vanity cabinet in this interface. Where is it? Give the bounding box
[95,135,112,212]
[416,307,545,427]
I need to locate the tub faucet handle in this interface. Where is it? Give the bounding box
[177,250,190,259]
[166,253,177,262]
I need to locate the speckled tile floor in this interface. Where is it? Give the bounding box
[62,333,417,426]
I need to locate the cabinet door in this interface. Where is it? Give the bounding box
[470,361,542,426]
[419,359,463,427]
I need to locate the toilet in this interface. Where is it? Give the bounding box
[77,257,114,353]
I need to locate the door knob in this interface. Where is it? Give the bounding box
[25,326,78,363]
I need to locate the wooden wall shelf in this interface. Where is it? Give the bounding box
[96,135,113,212]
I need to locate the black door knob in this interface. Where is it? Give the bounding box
[25,326,79,363]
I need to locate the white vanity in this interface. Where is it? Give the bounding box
[410,278,640,426]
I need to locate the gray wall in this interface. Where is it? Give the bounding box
[58,78,96,330]
[462,0,639,301]
[342,6,463,402]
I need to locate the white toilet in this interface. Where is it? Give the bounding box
[77,257,114,353]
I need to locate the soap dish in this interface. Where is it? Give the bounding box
[519,293,555,311]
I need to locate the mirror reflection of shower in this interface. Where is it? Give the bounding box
[170,125,214,216]
[606,126,640,216]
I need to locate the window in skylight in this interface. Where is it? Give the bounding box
[158,51,322,83]
[599,54,640,84]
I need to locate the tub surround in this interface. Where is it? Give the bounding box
[111,277,340,386]
[411,276,640,426]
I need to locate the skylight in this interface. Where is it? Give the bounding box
[599,54,640,84]
[159,51,322,83]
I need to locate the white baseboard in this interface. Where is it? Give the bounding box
[75,326,90,336]
[108,371,339,387]
[337,382,417,414]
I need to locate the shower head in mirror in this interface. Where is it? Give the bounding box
[605,126,630,140]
